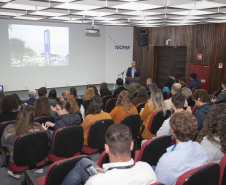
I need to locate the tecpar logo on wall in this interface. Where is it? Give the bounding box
[115,45,130,50]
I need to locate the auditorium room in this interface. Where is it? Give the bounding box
[0,0,226,185]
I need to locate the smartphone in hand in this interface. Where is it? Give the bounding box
[84,164,98,176]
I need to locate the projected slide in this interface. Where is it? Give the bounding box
[8,24,69,67]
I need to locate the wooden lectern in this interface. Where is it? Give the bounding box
[125,77,140,83]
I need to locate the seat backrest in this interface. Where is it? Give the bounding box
[136,135,171,166]
[167,91,172,99]
[192,105,197,114]
[53,125,84,158]
[136,102,146,113]
[213,91,221,98]
[148,110,171,134]
[0,120,15,148]
[34,116,55,125]
[102,95,114,110]
[105,98,117,113]
[120,114,141,140]
[176,162,220,185]
[132,92,138,97]
[186,95,195,107]
[97,151,109,167]
[192,87,201,93]
[13,132,49,166]
[162,91,168,100]
[45,155,90,185]
[219,155,226,185]
[87,119,114,151]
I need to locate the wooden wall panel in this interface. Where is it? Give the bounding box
[133,24,226,93]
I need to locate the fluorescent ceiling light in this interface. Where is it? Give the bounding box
[120,10,161,16]
[170,15,207,20]
[2,3,47,11]
[169,10,212,16]
[74,11,113,17]
[54,3,100,11]
[0,12,24,16]
[112,2,161,11]
[206,19,226,23]
[14,16,43,20]
[30,11,66,17]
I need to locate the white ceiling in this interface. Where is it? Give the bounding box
[0,0,226,27]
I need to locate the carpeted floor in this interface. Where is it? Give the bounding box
[0,153,101,185]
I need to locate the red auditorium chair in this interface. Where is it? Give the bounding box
[76,98,84,108]
[167,91,172,99]
[186,95,195,107]
[82,119,114,154]
[148,110,171,134]
[34,116,55,125]
[192,105,197,114]
[135,135,171,166]
[48,125,83,162]
[175,162,220,185]
[105,98,117,113]
[25,155,90,185]
[191,87,201,93]
[2,131,48,173]
[0,120,15,153]
[120,114,144,149]
[102,95,114,110]
[150,183,164,185]
[132,91,138,97]
[213,90,222,98]
[219,155,226,185]
[136,102,146,113]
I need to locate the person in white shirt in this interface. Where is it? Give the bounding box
[196,103,226,164]
[157,93,185,137]
[155,112,208,185]
[61,124,157,185]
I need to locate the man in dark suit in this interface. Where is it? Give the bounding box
[24,89,37,105]
[217,79,226,102]
[126,61,140,78]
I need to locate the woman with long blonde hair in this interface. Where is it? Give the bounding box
[140,88,167,139]
[109,90,138,123]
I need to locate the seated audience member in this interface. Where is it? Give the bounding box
[188,73,201,90]
[164,83,188,110]
[140,88,167,139]
[11,93,26,111]
[131,86,148,106]
[1,105,43,178]
[110,91,138,124]
[149,83,157,92]
[38,87,47,97]
[217,79,226,101]
[0,95,19,123]
[163,76,174,94]
[188,89,214,131]
[70,87,81,99]
[42,100,81,151]
[125,80,141,96]
[146,78,152,91]
[24,89,37,105]
[34,97,52,118]
[113,78,127,98]
[196,104,226,163]
[87,85,99,96]
[157,93,185,137]
[61,124,157,185]
[81,96,111,145]
[82,88,96,116]
[61,91,80,113]
[179,80,192,98]
[100,82,112,97]
[155,112,208,185]
[48,89,58,107]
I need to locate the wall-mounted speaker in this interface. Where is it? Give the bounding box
[138,29,148,46]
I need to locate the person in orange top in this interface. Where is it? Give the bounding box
[81,95,111,145]
[140,88,167,139]
[110,90,138,124]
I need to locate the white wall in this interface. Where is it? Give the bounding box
[0,19,133,92]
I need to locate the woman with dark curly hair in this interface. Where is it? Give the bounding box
[0,95,19,123]
[163,76,175,94]
[196,103,226,163]
[81,96,111,145]
[109,90,138,124]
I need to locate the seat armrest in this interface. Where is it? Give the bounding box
[1,147,10,168]
[24,170,39,185]
[139,123,145,136]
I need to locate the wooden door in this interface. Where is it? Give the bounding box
[156,47,187,89]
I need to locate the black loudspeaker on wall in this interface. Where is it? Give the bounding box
[138,29,148,46]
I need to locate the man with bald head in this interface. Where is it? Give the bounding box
[126,61,140,78]
[164,83,188,110]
